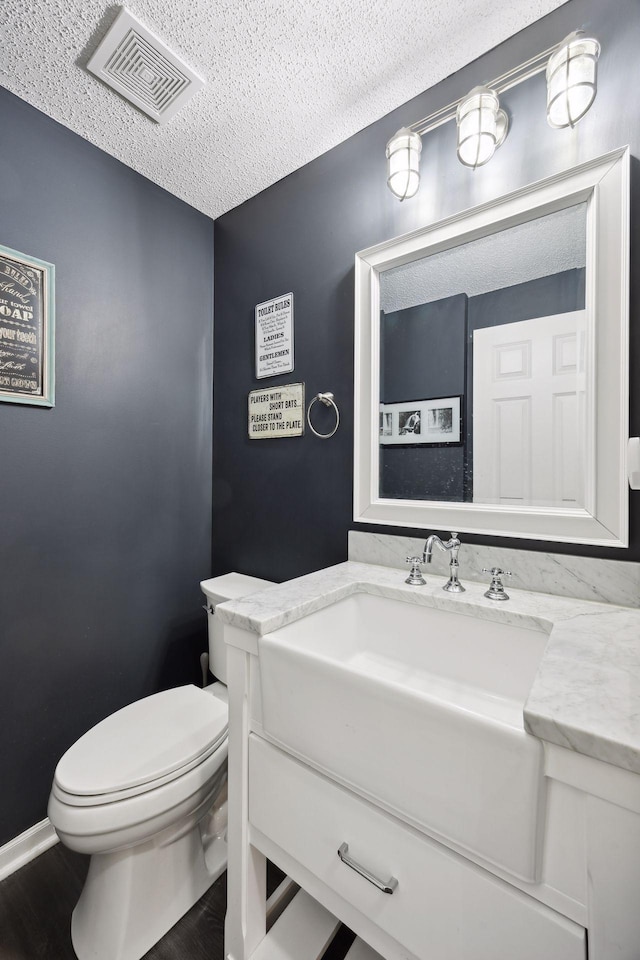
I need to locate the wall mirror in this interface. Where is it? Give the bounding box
[354,148,629,546]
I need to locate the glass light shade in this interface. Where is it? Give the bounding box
[386,128,422,200]
[546,32,600,128]
[456,86,508,169]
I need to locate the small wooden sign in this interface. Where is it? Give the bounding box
[248,382,305,439]
[255,293,294,379]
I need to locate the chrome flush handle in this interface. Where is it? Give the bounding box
[337,843,398,894]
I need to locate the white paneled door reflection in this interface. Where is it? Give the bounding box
[473,311,588,507]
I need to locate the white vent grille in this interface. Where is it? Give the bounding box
[87,8,205,124]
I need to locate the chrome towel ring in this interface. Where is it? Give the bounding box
[307,392,340,439]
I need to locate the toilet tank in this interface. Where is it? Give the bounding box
[200,573,274,684]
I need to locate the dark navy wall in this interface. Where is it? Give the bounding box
[468,269,585,333]
[0,89,213,844]
[381,295,467,502]
[382,296,468,403]
[213,0,640,581]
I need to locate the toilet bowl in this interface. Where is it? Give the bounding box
[48,572,272,960]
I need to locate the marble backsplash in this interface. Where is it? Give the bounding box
[348,531,640,608]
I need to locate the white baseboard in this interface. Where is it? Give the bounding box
[0,818,58,882]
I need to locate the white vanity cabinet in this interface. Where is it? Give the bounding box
[248,735,585,960]
[221,567,640,960]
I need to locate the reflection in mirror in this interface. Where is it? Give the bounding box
[378,204,588,509]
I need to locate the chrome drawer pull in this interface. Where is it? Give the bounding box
[337,843,398,894]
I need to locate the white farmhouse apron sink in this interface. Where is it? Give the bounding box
[258,591,549,881]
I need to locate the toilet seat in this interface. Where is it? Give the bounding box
[49,738,228,854]
[52,685,228,806]
[48,684,230,854]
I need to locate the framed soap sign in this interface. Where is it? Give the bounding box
[255,293,294,379]
[0,244,55,407]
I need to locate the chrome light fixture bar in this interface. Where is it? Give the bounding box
[386,31,600,199]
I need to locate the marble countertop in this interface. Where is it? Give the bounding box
[216,561,640,775]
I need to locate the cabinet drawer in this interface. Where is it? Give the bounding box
[249,736,586,960]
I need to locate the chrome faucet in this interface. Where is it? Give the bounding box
[423,532,465,593]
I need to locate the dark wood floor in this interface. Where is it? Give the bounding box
[0,843,226,960]
[0,844,355,960]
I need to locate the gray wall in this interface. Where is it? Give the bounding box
[213,0,640,582]
[0,89,214,845]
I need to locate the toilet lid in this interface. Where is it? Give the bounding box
[54,685,228,798]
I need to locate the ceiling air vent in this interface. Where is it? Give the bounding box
[86,7,205,124]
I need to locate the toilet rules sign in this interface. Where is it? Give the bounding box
[255,293,294,379]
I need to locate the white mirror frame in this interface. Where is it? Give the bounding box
[354,147,630,547]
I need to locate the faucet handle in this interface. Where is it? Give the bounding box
[405,556,426,586]
[482,567,512,601]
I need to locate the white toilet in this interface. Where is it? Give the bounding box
[48,572,273,960]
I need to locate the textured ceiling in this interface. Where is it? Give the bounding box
[2,1,567,220]
[381,204,587,312]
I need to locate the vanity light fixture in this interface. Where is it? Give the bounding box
[546,31,600,128]
[456,86,508,168]
[386,127,423,200]
[386,30,600,198]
